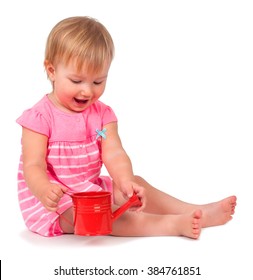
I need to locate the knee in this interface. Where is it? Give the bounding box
[133,175,145,184]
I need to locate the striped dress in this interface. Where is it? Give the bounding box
[17,95,117,236]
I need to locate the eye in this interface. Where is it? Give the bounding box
[71,79,82,84]
[93,81,103,85]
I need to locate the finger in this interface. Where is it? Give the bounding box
[46,196,59,207]
[135,194,146,211]
[48,191,61,203]
[43,197,58,211]
[127,190,134,198]
[122,188,133,198]
[132,188,145,202]
[51,186,65,198]
[128,194,146,212]
[60,185,69,193]
[45,205,58,212]
[120,184,134,197]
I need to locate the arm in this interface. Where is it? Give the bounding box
[101,122,145,209]
[21,128,67,211]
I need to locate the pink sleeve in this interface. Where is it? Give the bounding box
[16,109,50,137]
[101,105,118,127]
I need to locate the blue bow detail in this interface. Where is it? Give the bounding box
[96,128,107,139]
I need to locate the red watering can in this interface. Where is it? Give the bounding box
[71,191,142,236]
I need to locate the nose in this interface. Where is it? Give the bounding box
[80,83,93,98]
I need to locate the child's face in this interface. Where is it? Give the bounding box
[46,60,110,113]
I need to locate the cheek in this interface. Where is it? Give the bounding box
[54,83,73,101]
[55,80,72,93]
[94,91,104,101]
[95,85,106,98]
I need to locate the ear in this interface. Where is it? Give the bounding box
[44,60,56,81]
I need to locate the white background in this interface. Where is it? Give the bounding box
[0,0,252,279]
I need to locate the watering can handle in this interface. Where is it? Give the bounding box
[112,193,142,222]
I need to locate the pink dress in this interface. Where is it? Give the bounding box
[17,95,117,236]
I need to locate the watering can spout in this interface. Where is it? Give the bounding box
[112,193,142,221]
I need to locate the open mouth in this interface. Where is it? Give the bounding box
[74,98,88,104]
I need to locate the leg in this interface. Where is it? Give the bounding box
[59,207,74,234]
[115,176,237,228]
[111,208,202,239]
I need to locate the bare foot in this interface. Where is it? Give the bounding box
[172,209,202,239]
[201,196,237,227]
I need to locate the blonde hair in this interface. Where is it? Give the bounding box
[45,16,114,73]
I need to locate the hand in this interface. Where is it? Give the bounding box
[39,183,68,212]
[120,181,146,211]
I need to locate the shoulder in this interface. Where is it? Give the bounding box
[91,100,117,124]
[92,100,112,112]
[16,95,53,136]
[18,95,53,116]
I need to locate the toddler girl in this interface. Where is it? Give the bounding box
[17,16,236,238]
